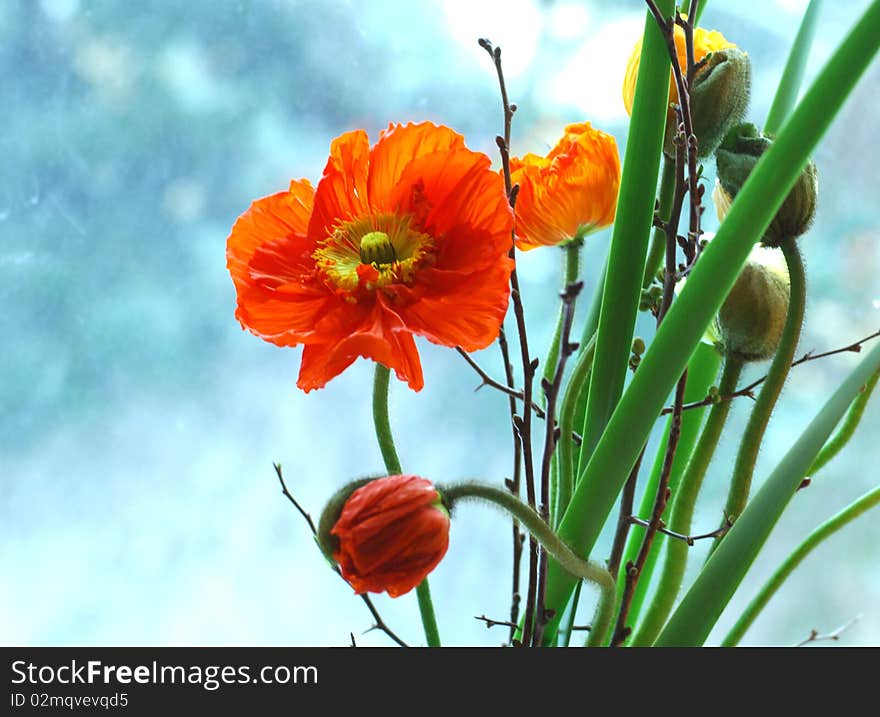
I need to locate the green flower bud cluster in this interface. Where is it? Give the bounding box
[714,122,818,246]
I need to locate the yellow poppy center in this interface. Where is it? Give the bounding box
[313,213,435,293]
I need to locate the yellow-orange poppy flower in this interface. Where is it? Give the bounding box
[623,25,736,115]
[226,122,514,392]
[510,123,620,250]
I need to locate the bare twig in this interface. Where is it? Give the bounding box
[607,447,647,580]
[534,281,583,646]
[612,371,689,646]
[795,616,861,647]
[476,614,592,632]
[456,347,584,446]
[628,513,733,546]
[664,329,880,416]
[274,463,409,648]
[480,36,539,648]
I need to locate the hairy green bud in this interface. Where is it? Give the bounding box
[714,122,818,246]
[715,245,791,362]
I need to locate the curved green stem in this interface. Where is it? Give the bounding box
[808,368,880,476]
[630,356,743,646]
[372,364,403,475]
[556,332,597,527]
[372,364,440,647]
[712,240,806,553]
[723,483,880,646]
[443,482,615,646]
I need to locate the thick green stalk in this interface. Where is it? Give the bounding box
[372,364,440,647]
[722,483,880,646]
[765,0,823,135]
[655,339,880,646]
[712,240,806,553]
[576,0,675,467]
[808,368,880,476]
[617,342,723,637]
[555,332,597,527]
[630,356,743,646]
[442,482,615,646]
[540,1,880,642]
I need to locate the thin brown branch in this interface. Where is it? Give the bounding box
[480,36,538,649]
[456,347,584,446]
[795,616,861,647]
[275,463,408,648]
[612,370,689,647]
[628,513,732,546]
[664,328,880,416]
[534,281,583,647]
[607,447,647,580]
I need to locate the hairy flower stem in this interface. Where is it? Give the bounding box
[723,484,880,646]
[555,331,597,527]
[443,482,616,645]
[543,240,584,398]
[630,356,743,645]
[710,240,806,555]
[643,158,677,289]
[372,364,441,647]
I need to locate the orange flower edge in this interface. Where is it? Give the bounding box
[510,123,621,250]
[331,474,450,597]
[226,122,515,392]
[622,25,736,115]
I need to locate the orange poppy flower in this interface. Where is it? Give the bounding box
[330,474,450,598]
[622,25,736,115]
[510,123,620,250]
[227,122,515,392]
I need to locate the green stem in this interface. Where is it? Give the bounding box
[443,482,615,646]
[546,241,583,526]
[711,240,806,553]
[556,332,597,527]
[808,368,880,476]
[722,483,880,646]
[541,0,880,642]
[765,0,823,136]
[542,240,584,395]
[642,158,676,289]
[372,364,402,474]
[572,254,607,471]
[372,364,440,647]
[630,356,743,646]
[616,341,723,639]
[576,0,676,467]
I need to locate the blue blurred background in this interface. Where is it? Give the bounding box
[2,0,878,646]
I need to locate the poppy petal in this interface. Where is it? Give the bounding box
[309,129,371,241]
[394,260,512,351]
[296,302,424,392]
[367,122,466,213]
[226,182,314,289]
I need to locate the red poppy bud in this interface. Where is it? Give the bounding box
[320,475,450,598]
